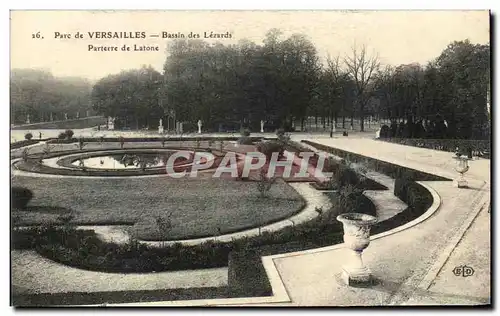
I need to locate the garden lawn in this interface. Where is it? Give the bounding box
[11,176,305,241]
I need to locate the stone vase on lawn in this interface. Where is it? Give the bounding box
[337,213,378,286]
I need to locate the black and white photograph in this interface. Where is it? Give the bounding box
[8,9,491,307]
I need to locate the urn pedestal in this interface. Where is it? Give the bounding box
[453,156,469,188]
[337,213,378,286]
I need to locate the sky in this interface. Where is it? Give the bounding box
[10,10,490,81]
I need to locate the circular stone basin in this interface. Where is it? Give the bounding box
[70,151,214,171]
[72,154,167,169]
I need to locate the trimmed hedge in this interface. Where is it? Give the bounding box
[48,137,78,144]
[237,136,254,145]
[311,160,388,191]
[11,219,344,274]
[10,189,374,274]
[12,286,230,307]
[256,141,285,159]
[48,136,264,143]
[371,180,433,235]
[322,191,377,218]
[10,139,39,149]
[240,128,251,137]
[393,178,430,210]
[228,250,272,297]
[11,187,33,210]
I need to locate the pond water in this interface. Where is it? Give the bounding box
[72,154,167,169]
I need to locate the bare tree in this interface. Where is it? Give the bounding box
[325,55,350,128]
[374,65,397,120]
[344,45,380,131]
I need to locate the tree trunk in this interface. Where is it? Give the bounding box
[360,104,365,132]
[342,116,346,129]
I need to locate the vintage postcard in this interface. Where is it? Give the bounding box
[9,10,491,307]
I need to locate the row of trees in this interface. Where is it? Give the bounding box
[161,30,490,139]
[91,66,164,129]
[12,29,489,139]
[374,41,490,139]
[10,69,94,124]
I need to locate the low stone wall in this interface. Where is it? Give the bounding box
[302,140,452,181]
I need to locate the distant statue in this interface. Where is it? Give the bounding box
[26,114,30,124]
[65,113,68,120]
[50,113,53,121]
[158,118,164,134]
[197,120,202,134]
[76,112,80,119]
[260,120,265,133]
[108,117,115,130]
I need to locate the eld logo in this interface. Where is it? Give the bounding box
[453,265,475,277]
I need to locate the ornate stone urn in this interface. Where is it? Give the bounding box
[337,213,378,285]
[453,156,469,188]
